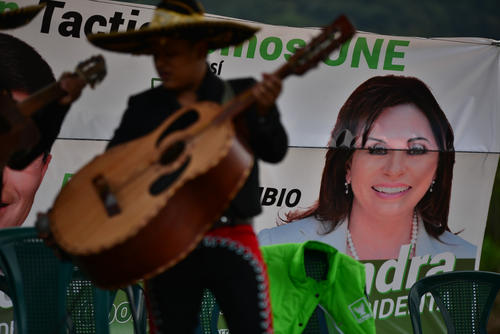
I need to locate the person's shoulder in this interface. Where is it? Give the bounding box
[257,216,323,246]
[128,86,166,104]
[433,231,477,259]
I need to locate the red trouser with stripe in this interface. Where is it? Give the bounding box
[145,224,273,333]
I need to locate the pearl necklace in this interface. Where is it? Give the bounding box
[346,211,418,260]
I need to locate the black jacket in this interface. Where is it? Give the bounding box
[107,69,288,219]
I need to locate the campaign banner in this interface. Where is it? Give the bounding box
[1,0,499,332]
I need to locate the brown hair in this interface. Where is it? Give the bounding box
[286,75,455,239]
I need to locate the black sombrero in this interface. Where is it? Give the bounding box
[87,0,259,54]
[0,3,46,30]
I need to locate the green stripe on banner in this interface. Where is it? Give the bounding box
[61,173,73,188]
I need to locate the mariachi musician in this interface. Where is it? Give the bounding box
[87,0,287,332]
[0,4,86,223]
[0,3,86,168]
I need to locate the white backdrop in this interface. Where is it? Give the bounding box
[9,0,497,257]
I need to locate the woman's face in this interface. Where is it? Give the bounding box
[346,103,439,219]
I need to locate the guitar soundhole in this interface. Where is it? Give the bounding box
[150,158,190,195]
[92,174,121,217]
[156,109,199,146]
[160,140,185,165]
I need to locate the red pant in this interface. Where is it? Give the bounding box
[146,225,273,333]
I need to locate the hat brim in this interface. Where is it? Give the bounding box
[0,4,45,30]
[87,20,259,55]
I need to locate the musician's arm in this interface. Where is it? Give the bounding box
[246,104,288,163]
[229,76,288,163]
[7,102,69,170]
[7,74,85,170]
[252,73,282,117]
[247,73,288,163]
[57,72,86,106]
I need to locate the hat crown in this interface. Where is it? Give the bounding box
[87,0,258,54]
[157,0,204,15]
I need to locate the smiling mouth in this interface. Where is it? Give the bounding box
[372,186,411,194]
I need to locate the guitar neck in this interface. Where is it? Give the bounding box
[15,55,107,118]
[214,63,292,125]
[17,81,67,117]
[215,15,354,125]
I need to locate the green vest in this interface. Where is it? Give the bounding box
[261,241,376,334]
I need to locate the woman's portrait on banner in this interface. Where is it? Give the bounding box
[259,75,476,260]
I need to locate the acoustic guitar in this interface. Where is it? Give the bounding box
[45,16,355,289]
[0,55,107,166]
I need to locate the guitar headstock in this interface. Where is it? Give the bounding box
[74,55,107,88]
[281,15,356,77]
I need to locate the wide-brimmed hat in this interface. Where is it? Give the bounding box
[87,0,259,54]
[0,3,45,30]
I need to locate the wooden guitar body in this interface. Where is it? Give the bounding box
[49,102,253,288]
[72,137,251,288]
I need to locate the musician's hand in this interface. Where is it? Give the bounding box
[253,73,282,116]
[58,72,86,106]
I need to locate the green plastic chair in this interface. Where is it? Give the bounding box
[123,283,149,334]
[66,267,117,334]
[0,227,115,333]
[197,289,220,334]
[408,270,500,334]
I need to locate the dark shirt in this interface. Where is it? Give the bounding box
[107,69,288,219]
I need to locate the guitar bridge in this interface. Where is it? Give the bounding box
[92,174,121,217]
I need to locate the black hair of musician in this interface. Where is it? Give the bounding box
[0,32,55,93]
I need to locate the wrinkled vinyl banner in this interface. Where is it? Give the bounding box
[1,0,499,333]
